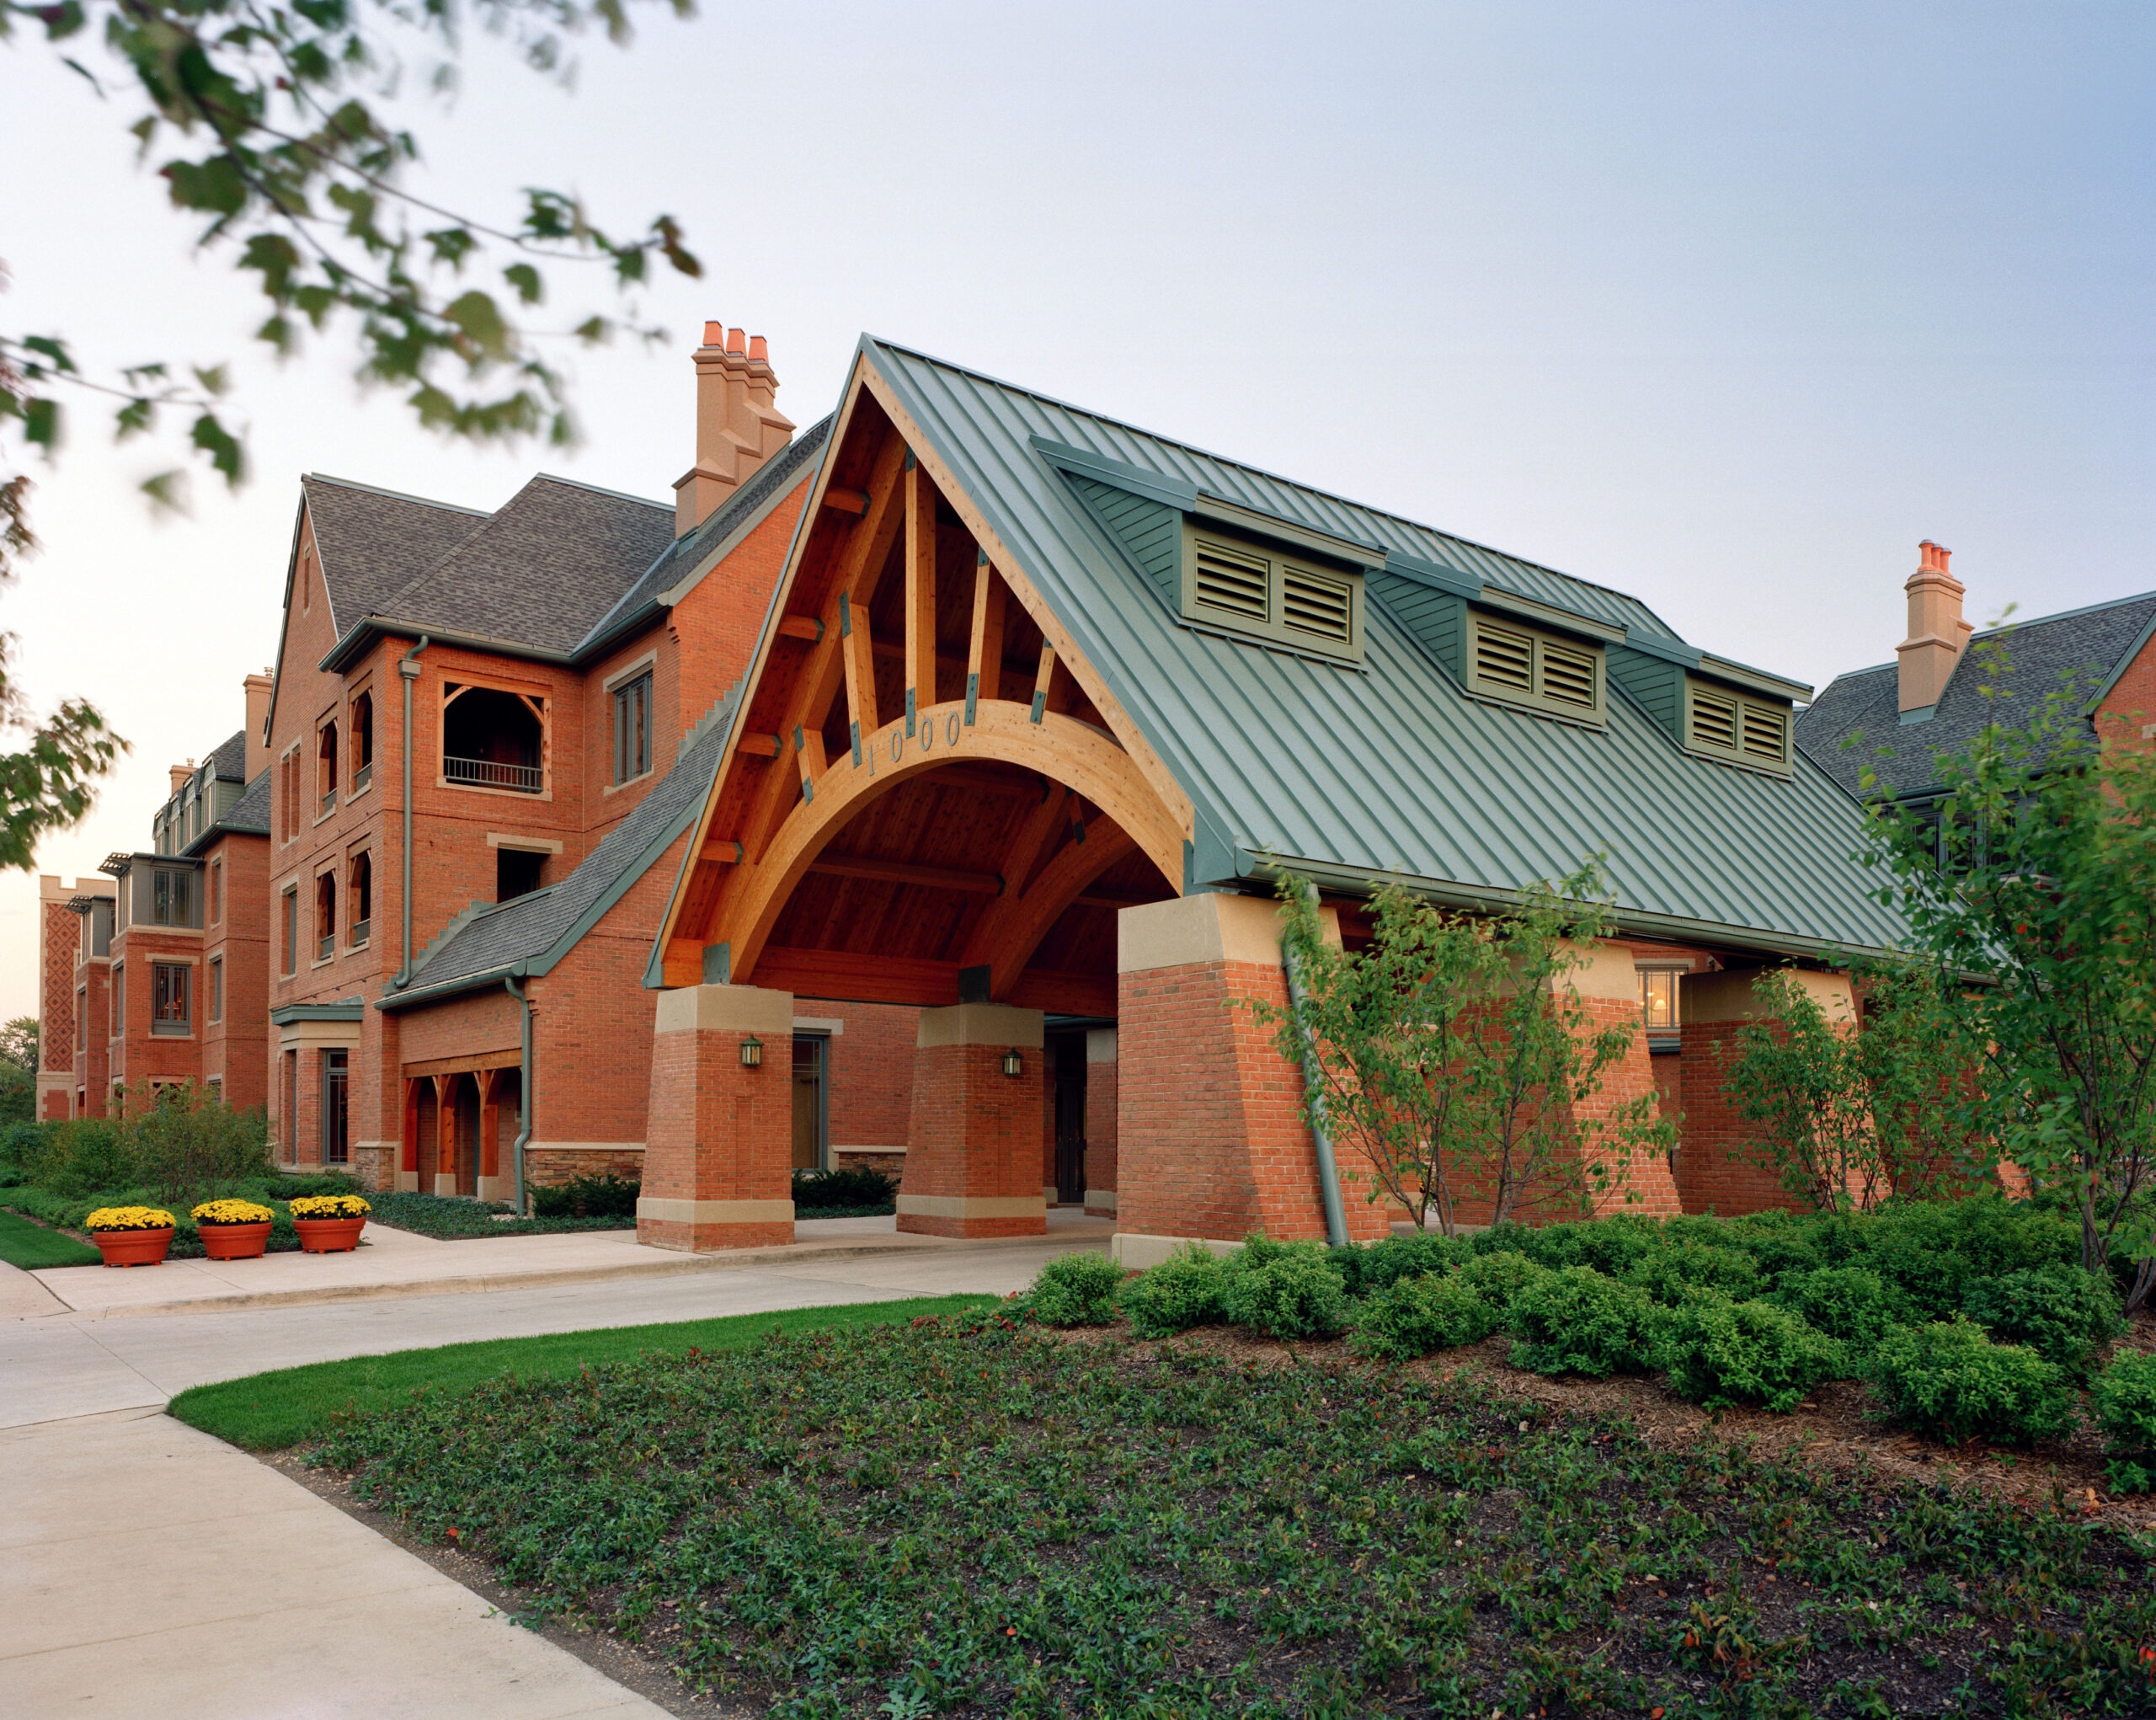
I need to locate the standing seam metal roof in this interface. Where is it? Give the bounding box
[864,337,1905,954]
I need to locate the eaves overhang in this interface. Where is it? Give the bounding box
[321,617,574,676]
[270,998,366,1025]
[375,962,526,1012]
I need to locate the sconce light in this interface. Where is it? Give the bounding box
[1001,1049,1023,1079]
[739,1035,764,1070]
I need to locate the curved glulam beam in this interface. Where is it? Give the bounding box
[713,700,1182,985]
[959,820,1136,999]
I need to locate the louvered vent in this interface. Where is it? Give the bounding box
[1740,703,1787,763]
[1475,623,1534,693]
[1690,691,1739,752]
[1281,566,1352,643]
[1193,539,1269,621]
[1542,644,1597,708]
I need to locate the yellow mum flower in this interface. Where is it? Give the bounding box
[289,1194,371,1219]
[84,1205,176,1231]
[190,1199,275,1226]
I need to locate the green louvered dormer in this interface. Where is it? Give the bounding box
[1609,633,1806,777]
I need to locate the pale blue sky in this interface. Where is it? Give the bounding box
[2,2,2149,1013]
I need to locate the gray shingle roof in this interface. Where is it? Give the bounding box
[855,336,1904,956]
[301,476,488,637]
[369,475,676,657]
[186,768,271,855]
[391,693,737,1000]
[1797,593,2156,800]
[575,416,833,659]
[206,730,248,783]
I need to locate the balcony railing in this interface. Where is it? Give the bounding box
[444,755,543,793]
[349,918,371,948]
[353,761,373,793]
[317,933,334,962]
[318,789,336,817]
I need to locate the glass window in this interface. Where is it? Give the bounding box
[613,672,653,784]
[151,868,195,927]
[281,889,298,976]
[209,957,223,1023]
[152,962,191,1034]
[315,872,336,962]
[111,963,124,1034]
[322,1050,350,1166]
[1640,970,1681,1035]
[208,859,221,926]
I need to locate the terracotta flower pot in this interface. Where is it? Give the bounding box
[197,1221,273,1261]
[93,1226,174,1268]
[293,1215,366,1253]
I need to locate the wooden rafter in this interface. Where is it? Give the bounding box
[808,855,1002,895]
[905,458,937,734]
[959,822,1136,997]
[841,594,878,764]
[967,552,1006,724]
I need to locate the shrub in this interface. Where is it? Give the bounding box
[1350,1269,1500,1359]
[1027,1252,1125,1327]
[1119,1244,1230,1337]
[1222,1240,1351,1340]
[1852,1197,2078,1319]
[1721,1210,1826,1279]
[1454,1248,1550,1315]
[1508,1266,1661,1377]
[1332,1228,1466,1296]
[1773,1266,1903,1355]
[1961,1264,2123,1378]
[531,1173,640,1219]
[1627,1242,1764,1307]
[1563,1214,1663,1278]
[0,1119,48,1182]
[1869,1318,2075,1445]
[1657,1295,1844,1413]
[34,1118,136,1197]
[125,1082,274,1204]
[792,1166,898,1210]
[2092,1352,2156,1494]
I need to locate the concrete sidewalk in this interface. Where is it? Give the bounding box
[28,1209,1115,1319]
[1,1225,1107,1717]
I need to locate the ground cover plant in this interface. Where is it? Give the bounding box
[311,1305,2156,1717]
[366,1189,640,1240]
[793,1167,899,1219]
[170,1295,995,1451]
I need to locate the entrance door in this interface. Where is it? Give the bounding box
[1052,1035,1087,1205]
[791,1034,826,1172]
[320,1050,349,1167]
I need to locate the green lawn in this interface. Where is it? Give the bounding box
[167,1294,995,1450]
[0,1205,101,1269]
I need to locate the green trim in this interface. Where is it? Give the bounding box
[1029,436,1198,512]
[270,999,365,1025]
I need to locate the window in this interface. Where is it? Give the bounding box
[208,858,221,927]
[497,847,546,901]
[1639,967,1683,1052]
[1177,526,1364,664]
[150,867,195,927]
[322,1050,350,1166]
[206,1076,221,1102]
[613,672,654,784]
[111,963,124,1035]
[1684,677,1792,774]
[350,691,375,792]
[151,962,191,1035]
[318,721,339,817]
[1466,612,1607,724]
[209,956,224,1024]
[280,746,301,842]
[283,1049,299,1164]
[442,682,547,794]
[280,887,298,976]
[314,871,337,962]
[349,852,372,946]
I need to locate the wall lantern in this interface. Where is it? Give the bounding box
[1001,1049,1024,1079]
[739,1035,764,1070]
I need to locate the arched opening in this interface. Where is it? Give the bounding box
[348,852,372,946]
[350,691,374,791]
[313,870,336,962]
[316,722,339,815]
[443,684,546,794]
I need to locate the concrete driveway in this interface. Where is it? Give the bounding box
[1,1221,1107,1717]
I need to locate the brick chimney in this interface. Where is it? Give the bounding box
[673,323,796,537]
[243,670,274,782]
[1897,540,1973,713]
[169,761,194,798]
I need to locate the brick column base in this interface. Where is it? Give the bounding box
[1115,893,1393,1260]
[638,984,796,1252]
[898,1003,1047,1238]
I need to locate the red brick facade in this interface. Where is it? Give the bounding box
[896,1006,1048,1238]
[638,985,794,1250]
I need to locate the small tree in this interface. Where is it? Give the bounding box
[0,1014,36,1125]
[122,1081,272,1206]
[1859,638,2156,1309]
[1261,863,1673,1236]
[1718,964,1975,1212]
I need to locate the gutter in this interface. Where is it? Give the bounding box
[505,973,532,1216]
[395,637,429,987]
[1279,881,1349,1249]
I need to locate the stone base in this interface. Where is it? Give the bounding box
[432,1173,460,1198]
[1111,1231,1241,1269]
[636,1195,795,1254]
[894,1192,1045,1239]
[475,1174,514,1204]
[1084,1188,1118,1216]
[394,1170,421,1193]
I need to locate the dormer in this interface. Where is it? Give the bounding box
[1608,635,1806,777]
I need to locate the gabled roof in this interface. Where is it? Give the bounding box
[1797,592,2156,801]
[576,416,834,660]
[205,730,249,783]
[299,476,489,638]
[854,337,1905,956]
[382,695,739,1007]
[184,769,271,856]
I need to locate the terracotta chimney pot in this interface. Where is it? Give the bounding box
[1896,539,1973,713]
[672,323,796,537]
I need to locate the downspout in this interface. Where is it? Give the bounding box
[1281,884,1350,1248]
[394,637,429,987]
[504,972,532,1216]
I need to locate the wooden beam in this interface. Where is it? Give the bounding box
[1000,781,1069,903]
[807,855,1003,895]
[1030,640,1058,724]
[795,724,827,800]
[1073,888,1164,911]
[904,458,937,734]
[739,732,782,758]
[840,594,878,766]
[776,614,823,643]
[966,553,1007,725]
[823,487,869,515]
[961,824,1136,996]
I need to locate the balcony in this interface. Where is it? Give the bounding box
[318,789,336,817]
[317,934,334,963]
[444,756,544,794]
[353,761,373,793]
[349,918,371,948]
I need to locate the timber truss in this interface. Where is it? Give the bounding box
[657,357,1193,1013]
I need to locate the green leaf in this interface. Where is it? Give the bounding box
[503,263,542,305]
[189,412,246,485]
[24,398,61,452]
[442,291,512,362]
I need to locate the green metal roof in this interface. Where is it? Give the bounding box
[862,337,1906,958]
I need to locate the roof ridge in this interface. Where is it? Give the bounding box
[304,473,490,517]
[523,473,672,510]
[865,335,1676,626]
